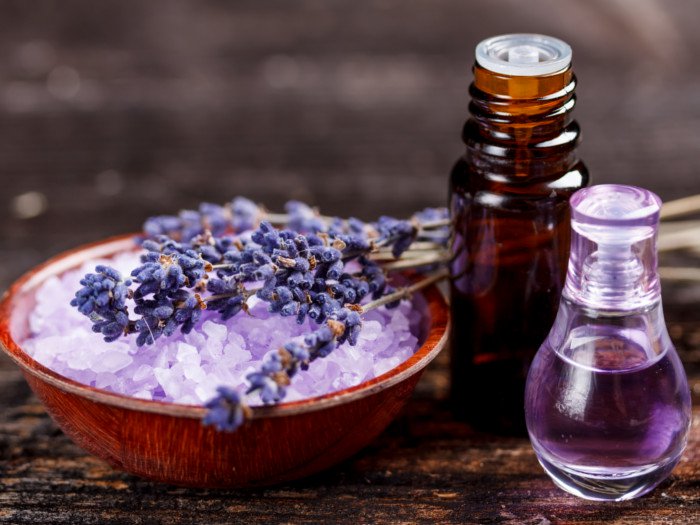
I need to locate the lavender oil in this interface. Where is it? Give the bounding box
[525,185,692,501]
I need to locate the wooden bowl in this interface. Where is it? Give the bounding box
[0,235,449,488]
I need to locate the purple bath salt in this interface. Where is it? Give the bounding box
[21,252,423,406]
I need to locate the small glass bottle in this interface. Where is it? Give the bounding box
[450,34,589,433]
[525,184,692,501]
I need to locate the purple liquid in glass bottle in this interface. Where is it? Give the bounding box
[525,184,692,501]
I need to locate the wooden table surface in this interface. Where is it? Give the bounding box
[1,1,699,523]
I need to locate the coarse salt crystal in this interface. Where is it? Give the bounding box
[176,342,200,366]
[91,350,133,373]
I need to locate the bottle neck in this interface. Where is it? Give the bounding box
[563,222,661,312]
[546,296,671,370]
[464,64,580,180]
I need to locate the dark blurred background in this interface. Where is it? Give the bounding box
[1,0,700,290]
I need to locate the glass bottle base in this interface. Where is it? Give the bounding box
[534,450,681,501]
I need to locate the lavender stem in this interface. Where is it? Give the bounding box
[361,269,448,313]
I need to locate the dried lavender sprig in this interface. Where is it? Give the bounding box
[142,198,449,257]
[378,252,451,271]
[143,197,261,242]
[203,269,448,432]
[360,269,448,311]
[74,199,448,346]
[270,203,450,235]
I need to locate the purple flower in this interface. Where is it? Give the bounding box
[70,265,132,342]
[143,215,183,240]
[198,203,230,235]
[413,207,449,245]
[376,216,417,258]
[246,372,286,404]
[284,342,310,371]
[230,197,260,232]
[203,387,247,432]
[285,201,326,233]
[142,198,261,246]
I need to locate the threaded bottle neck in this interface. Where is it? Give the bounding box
[470,65,576,143]
[464,64,580,182]
[463,34,581,181]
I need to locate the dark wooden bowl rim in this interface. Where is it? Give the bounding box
[0,234,449,420]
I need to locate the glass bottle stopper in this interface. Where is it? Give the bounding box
[565,184,662,311]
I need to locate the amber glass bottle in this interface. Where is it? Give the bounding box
[449,34,589,434]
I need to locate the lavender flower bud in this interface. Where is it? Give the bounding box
[203,387,247,432]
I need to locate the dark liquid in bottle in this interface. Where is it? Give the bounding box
[449,64,589,434]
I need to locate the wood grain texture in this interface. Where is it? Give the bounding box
[1,0,700,522]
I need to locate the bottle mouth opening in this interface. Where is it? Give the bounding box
[475,34,572,76]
